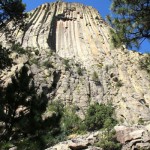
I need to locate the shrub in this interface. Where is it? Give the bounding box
[0,45,12,69]
[95,130,122,150]
[95,16,100,20]
[97,63,103,68]
[92,71,99,82]
[116,80,123,87]
[12,43,26,54]
[63,59,70,70]
[60,106,86,135]
[45,102,64,133]
[0,141,14,150]
[43,60,53,68]
[138,118,144,125]
[16,138,44,150]
[29,58,39,65]
[34,49,39,55]
[84,103,117,131]
[77,67,84,76]
[139,54,150,73]
[40,131,66,148]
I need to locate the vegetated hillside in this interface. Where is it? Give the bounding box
[0,1,150,150]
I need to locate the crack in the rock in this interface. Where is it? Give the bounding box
[47,3,58,52]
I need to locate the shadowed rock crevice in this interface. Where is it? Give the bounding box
[49,70,61,97]
[47,3,58,52]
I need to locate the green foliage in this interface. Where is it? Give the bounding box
[63,59,70,70]
[0,65,48,139]
[116,80,123,87]
[12,43,26,54]
[11,43,40,66]
[92,71,99,82]
[0,0,26,27]
[0,100,119,149]
[47,101,64,115]
[11,43,31,57]
[97,63,103,68]
[40,130,66,148]
[138,118,144,125]
[16,138,44,150]
[43,60,53,68]
[29,58,39,65]
[61,106,86,135]
[95,130,122,150]
[95,16,100,20]
[139,54,150,73]
[107,0,150,49]
[34,49,39,55]
[0,102,65,149]
[0,45,12,69]
[84,103,117,131]
[0,141,14,150]
[45,103,87,136]
[77,67,84,76]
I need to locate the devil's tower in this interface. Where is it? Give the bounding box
[0,2,150,125]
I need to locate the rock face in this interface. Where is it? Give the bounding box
[0,2,150,124]
[115,125,150,150]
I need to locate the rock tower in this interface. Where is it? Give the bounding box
[0,2,150,125]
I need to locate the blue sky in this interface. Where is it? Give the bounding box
[22,0,149,53]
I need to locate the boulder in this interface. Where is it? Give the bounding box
[9,147,17,150]
[69,141,88,150]
[115,125,150,150]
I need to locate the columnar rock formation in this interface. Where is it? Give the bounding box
[0,2,150,125]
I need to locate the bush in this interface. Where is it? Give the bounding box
[138,118,144,125]
[12,43,27,55]
[0,45,12,69]
[77,67,84,76]
[95,130,122,150]
[29,58,39,65]
[16,138,44,150]
[41,131,66,148]
[44,102,64,134]
[43,60,53,68]
[0,141,14,150]
[63,59,70,70]
[92,71,99,82]
[139,54,150,73]
[116,80,123,87]
[84,103,117,131]
[60,106,86,135]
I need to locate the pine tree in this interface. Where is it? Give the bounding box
[0,0,26,27]
[0,45,12,69]
[107,0,150,49]
[0,65,48,139]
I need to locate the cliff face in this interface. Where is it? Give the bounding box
[0,2,111,68]
[0,2,150,125]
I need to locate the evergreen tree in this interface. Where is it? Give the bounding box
[0,65,48,139]
[107,0,150,49]
[0,45,12,69]
[0,0,26,27]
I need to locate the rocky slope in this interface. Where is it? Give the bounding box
[46,125,150,150]
[0,1,150,127]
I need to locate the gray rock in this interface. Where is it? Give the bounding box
[9,147,17,150]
